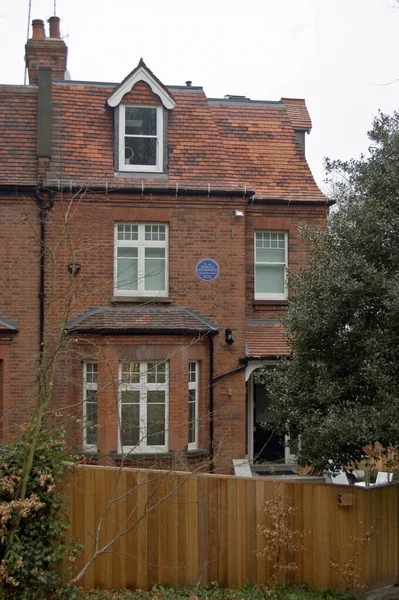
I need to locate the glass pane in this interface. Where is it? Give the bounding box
[121,363,140,384]
[189,389,196,403]
[85,392,97,445]
[189,362,196,383]
[145,225,166,241]
[157,362,166,383]
[86,363,98,383]
[117,247,138,258]
[147,362,166,384]
[117,224,138,241]
[188,402,196,444]
[121,390,140,404]
[145,248,165,259]
[125,107,157,136]
[255,264,285,294]
[144,258,165,291]
[256,232,285,248]
[117,257,138,291]
[125,137,156,166]
[256,247,285,263]
[147,404,165,445]
[147,390,165,404]
[121,405,140,446]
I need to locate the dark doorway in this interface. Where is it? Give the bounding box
[253,382,284,462]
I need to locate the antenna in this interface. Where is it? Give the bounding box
[54,0,57,15]
[24,0,32,85]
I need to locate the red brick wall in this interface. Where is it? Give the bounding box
[0,197,40,440]
[246,204,328,320]
[0,190,326,473]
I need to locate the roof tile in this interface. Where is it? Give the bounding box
[0,78,324,201]
[66,306,219,335]
[246,320,290,358]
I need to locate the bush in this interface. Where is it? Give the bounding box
[0,427,78,599]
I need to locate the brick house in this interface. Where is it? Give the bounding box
[0,17,330,473]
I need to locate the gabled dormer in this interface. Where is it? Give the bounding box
[107,60,175,174]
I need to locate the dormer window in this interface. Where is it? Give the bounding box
[119,105,163,172]
[108,59,175,174]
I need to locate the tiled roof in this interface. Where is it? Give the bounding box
[281,98,312,130]
[0,86,38,186]
[246,320,290,358]
[65,306,219,335]
[0,314,19,333]
[0,72,325,202]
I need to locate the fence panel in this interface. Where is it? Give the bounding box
[63,465,399,591]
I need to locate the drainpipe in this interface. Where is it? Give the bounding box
[36,66,54,362]
[36,188,54,361]
[209,335,215,472]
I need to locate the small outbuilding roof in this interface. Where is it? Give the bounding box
[245,319,290,358]
[66,306,219,336]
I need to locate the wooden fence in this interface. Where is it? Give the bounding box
[64,465,399,591]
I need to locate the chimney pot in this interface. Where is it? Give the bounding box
[32,19,45,40]
[48,16,61,39]
[185,80,192,87]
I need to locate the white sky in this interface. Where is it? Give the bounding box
[0,0,398,190]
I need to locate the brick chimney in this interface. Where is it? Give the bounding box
[25,17,68,85]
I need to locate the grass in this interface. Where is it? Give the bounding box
[78,583,362,600]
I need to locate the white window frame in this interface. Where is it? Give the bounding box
[118,361,169,454]
[118,105,164,172]
[83,361,98,451]
[114,223,168,297]
[188,361,199,450]
[254,231,288,300]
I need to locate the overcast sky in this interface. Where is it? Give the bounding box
[0,0,398,191]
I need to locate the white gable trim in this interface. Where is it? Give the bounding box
[107,66,175,109]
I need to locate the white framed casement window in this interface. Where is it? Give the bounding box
[114,223,168,297]
[188,361,199,450]
[118,361,168,453]
[118,105,163,172]
[254,231,288,300]
[83,362,98,450]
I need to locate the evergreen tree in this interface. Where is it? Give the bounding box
[262,112,399,471]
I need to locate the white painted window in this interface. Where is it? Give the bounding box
[83,362,98,450]
[114,223,168,296]
[119,361,168,453]
[188,361,199,450]
[254,231,288,300]
[118,105,163,172]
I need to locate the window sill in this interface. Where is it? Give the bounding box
[111,296,172,304]
[253,300,288,307]
[187,448,209,457]
[114,171,168,179]
[111,448,209,460]
[112,451,173,460]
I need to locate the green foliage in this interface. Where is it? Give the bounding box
[259,112,399,472]
[76,584,361,600]
[0,427,77,599]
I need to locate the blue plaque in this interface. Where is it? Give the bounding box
[196,259,219,281]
